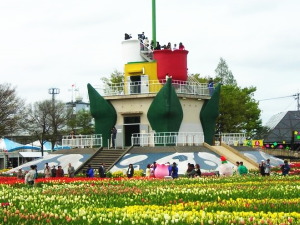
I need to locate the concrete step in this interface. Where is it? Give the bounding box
[76,147,131,174]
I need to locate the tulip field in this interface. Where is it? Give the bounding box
[1,175,300,225]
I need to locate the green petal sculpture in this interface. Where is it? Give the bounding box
[87,83,117,147]
[200,83,221,145]
[147,78,183,133]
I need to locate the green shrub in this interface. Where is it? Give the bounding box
[106,171,112,178]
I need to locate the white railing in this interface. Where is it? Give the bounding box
[131,132,205,147]
[215,133,246,145]
[139,39,153,54]
[62,134,102,148]
[95,79,210,97]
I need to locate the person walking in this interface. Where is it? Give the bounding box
[25,165,36,185]
[44,165,51,178]
[111,126,117,148]
[98,163,106,178]
[145,164,151,177]
[237,161,248,176]
[127,164,134,178]
[86,165,94,178]
[195,164,202,177]
[186,163,196,178]
[234,161,240,175]
[17,168,24,179]
[281,160,290,176]
[264,159,271,176]
[56,165,64,177]
[68,163,75,178]
[51,166,57,177]
[171,162,179,179]
[259,160,265,176]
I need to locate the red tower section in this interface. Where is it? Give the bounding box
[153,49,188,82]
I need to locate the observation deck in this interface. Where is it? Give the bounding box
[94,79,212,100]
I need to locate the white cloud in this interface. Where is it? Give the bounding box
[0,0,299,124]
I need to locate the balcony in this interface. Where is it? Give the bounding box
[94,79,212,97]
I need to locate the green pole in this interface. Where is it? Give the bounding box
[152,0,156,48]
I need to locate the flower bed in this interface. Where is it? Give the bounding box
[1,176,300,224]
[272,162,300,175]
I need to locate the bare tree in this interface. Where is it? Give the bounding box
[48,100,73,150]
[0,83,24,136]
[21,100,72,155]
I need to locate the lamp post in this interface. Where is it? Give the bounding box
[48,88,60,153]
[48,88,60,102]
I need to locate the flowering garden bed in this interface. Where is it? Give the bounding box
[1,175,300,224]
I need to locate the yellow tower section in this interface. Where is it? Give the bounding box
[124,61,162,95]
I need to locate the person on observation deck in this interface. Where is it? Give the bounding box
[179,42,185,50]
[124,33,131,40]
[208,78,214,96]
[173,43,177,50]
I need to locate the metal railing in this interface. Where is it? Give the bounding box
[96,79,211,97]
[131,132,205,147]
[215,133,246,146]
[139,39,153,61]
[62,134,102,148]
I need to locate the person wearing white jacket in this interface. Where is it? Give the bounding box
[25,165,36,185]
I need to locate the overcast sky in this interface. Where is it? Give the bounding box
[1,0,299,125]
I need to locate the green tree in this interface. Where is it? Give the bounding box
[100,70,124,95]
[215,57,237,85]
[253,125,270,139]
[67,109,94,135]
[0,83,24,136]
[101,70,124,85]
[189,58,262,137]
[217,85,262,136]
[76,110,94,134]
[188,73,209,83]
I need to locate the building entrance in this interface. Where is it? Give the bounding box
[127,75,149,94]
[124,116,140,146]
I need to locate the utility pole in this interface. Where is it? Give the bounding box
[259,92,300,111]
[294,93,300,111]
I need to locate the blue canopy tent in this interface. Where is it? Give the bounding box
[0,138,40,152]
[28,140,71,151]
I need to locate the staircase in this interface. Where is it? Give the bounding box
[76,147,132,175]
[140,50,154,62]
